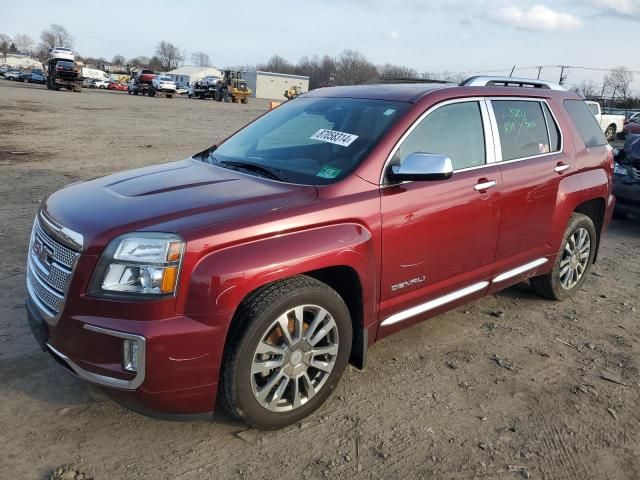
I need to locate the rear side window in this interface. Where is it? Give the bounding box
[563,100,607,148]
[393,101,486,170]
[492,100,555,161]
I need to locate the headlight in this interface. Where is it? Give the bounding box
[614,163,629,176]
[90,233,184,298]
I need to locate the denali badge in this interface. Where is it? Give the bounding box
[391,276,426,292]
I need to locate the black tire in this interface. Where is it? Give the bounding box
[223,90,231,102]
[530,213,597,300]
[220,275,352,430]
[241,97,248,104]
[605,125,616,142]
[612,208,628,220]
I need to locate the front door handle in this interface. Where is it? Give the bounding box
[554,163,570,173]
[474,180,497,191]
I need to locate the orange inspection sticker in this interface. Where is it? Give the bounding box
[310,129,359,147]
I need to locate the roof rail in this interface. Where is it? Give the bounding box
[460,76,566,91]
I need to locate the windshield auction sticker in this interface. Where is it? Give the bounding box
[310,129,359,147]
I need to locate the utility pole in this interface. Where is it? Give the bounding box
[537,66,543,79]
[558,65,568,85]
[509,65,516,77]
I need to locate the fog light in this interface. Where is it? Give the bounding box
[123,339,138,372]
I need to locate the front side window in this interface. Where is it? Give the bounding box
[492,100,554,161]
[391,101,486,171]
[208,97,409,185]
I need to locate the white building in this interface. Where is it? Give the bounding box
[166,66,223,86]
[243,71,309,100]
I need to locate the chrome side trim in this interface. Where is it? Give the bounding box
[47,325,146,390]
[39,210,84,252]
[381,281,489,327]
[492,258,548,283]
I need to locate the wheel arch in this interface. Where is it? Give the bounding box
[573,197,606,262]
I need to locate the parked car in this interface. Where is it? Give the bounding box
[82,78,96,88]
[23,69,45,84]
[107,81,127,91]
[621,116,640,139]
[25,77,615,429]
[175,82,189,95]
[150,74,177,97]
[586,100,625,142]
[0,65,7,76]
[612,135,640,219]
[4,69,22,80]
[94,79,110,89]
[626,112,640,124]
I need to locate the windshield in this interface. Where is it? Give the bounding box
[160,76,173,81]
[206,97,409,185]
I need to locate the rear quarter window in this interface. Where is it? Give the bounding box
[563,100,607,148]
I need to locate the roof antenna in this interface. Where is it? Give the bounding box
[509,65,516,77]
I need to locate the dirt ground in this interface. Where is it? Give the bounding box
[1,80,639,480]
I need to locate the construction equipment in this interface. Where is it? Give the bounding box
[284,85,302,100]
[215,70,252,104]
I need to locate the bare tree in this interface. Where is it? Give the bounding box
[379,63,419,81]
[13,33,35,55]
[111,54,126,66]
[570,80,598,99]
[191,51,211,67]
[155,41,184,71]
[604,66,634,104]
[258,54,295,74]
[0,34,10,62]
[334,49,377,86]
[39,24,73,51]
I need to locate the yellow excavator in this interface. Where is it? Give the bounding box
[215,70,252,104]
[284,85,302,100]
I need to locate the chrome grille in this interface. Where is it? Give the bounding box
[26,214,82,321]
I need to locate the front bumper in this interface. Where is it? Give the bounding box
[25,294,225,415]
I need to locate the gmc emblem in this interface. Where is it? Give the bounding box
[32,237,51,270]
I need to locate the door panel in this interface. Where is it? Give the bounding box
[378,99,502,331]
[489,98,572,277]
[379,168,502,325]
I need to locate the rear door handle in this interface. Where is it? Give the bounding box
[474,180,497,191]
[554,163,570,173]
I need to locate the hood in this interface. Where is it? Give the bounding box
[44,158,318,255]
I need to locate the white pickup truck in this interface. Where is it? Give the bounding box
[586,101,625,142]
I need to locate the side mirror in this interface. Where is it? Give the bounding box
[388,153,454,182]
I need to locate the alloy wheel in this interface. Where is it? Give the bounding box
[559,227,590,290]
[250,304,339,412]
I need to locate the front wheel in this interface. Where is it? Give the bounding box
[605,125,616,142]
[220,276,352,430]
[531,213,596,300]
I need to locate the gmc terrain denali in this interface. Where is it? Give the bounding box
[26,77,615,429]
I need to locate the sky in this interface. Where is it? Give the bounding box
[2,0,640,91]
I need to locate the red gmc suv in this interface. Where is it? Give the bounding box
[26,76,615,429]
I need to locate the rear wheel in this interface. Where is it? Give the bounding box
[241,97,248,104]
[531,213,596,300]
[220,276,352,430]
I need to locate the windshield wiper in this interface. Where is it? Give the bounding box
[212,158,288,182]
